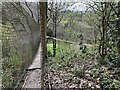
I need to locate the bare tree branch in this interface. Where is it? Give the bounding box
[25,1,34,19]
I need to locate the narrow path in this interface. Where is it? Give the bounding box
[22,70,40,88]
[22,45,41,88]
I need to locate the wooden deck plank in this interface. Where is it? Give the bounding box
[27,45,41,70]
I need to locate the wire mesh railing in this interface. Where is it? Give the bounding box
[2,24,32,88]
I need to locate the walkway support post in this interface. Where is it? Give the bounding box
[39,1,47,89]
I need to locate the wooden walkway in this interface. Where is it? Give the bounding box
[22,44,41,88]
[27,46,41,70]
[22,37,81,88]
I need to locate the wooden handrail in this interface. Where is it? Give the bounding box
[46,36,81,45]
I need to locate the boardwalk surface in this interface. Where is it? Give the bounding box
[22,70,41,88]
[27,47,41,70]
[22,45,41,88]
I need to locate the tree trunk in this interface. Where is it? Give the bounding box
[39,1,47,89]
[99,2,109,63]
[53,3,57,57]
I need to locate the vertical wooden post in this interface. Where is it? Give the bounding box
[39,1,47,89]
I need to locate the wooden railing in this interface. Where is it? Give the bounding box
[46,36,81,45]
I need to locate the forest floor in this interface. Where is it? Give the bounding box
[22,43,120,89]
[44,59,98,88]
[22,58,99,88]
[45,59,99,88]
[22,57,119,89]
[44,58,120,89]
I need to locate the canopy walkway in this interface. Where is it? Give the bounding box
[21,36,81,88]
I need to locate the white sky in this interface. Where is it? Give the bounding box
[24,0,89,11]
[0,0,119,2]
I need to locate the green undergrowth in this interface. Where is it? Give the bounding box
[47,42,95,70]
[46,42,120,88]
